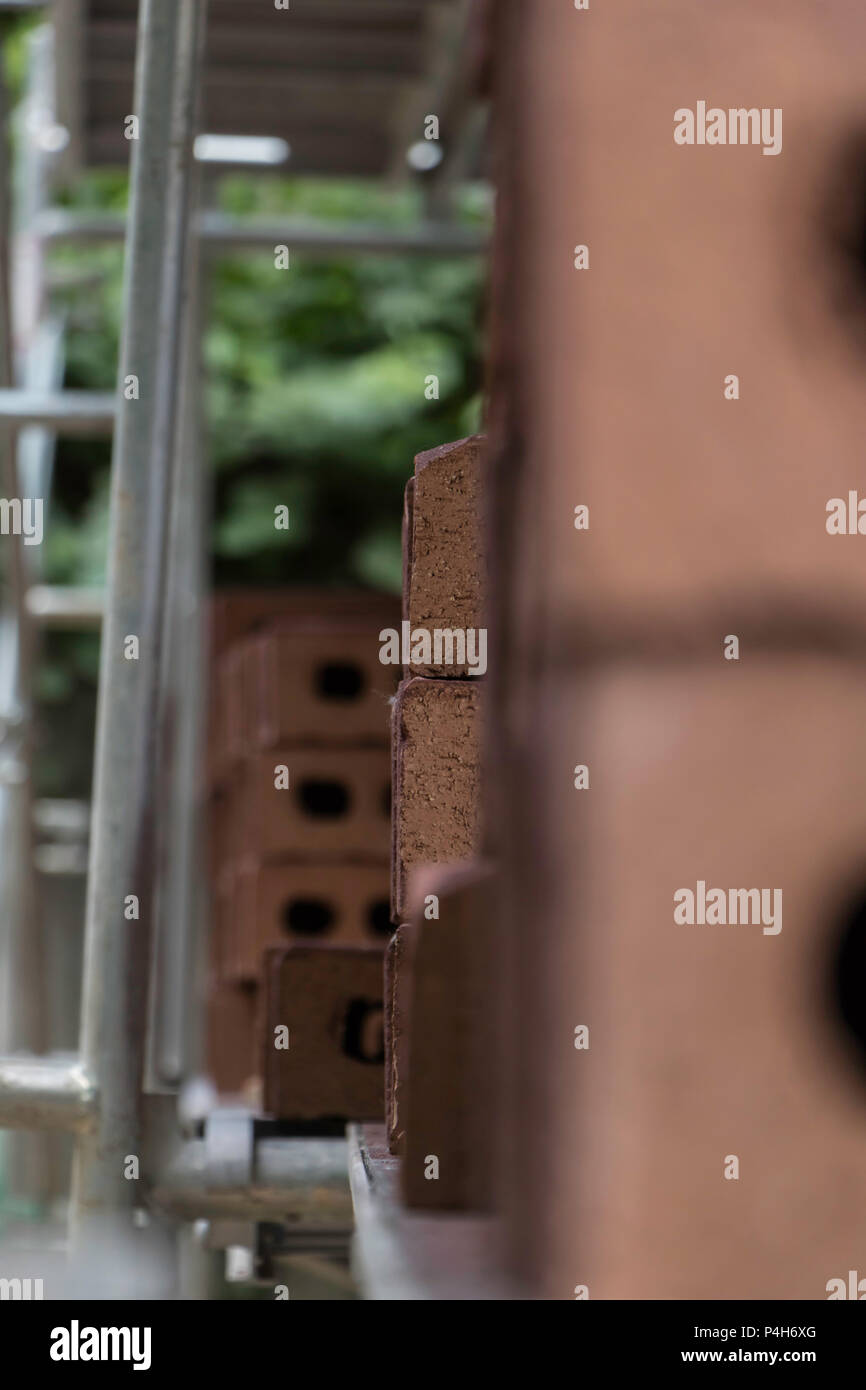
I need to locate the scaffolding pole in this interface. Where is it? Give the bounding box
[70,0,204,1244]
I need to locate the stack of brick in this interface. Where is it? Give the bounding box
[205,590,398,1111]
[386,436,495,1208]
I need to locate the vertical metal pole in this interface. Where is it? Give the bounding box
[0,33,36,1061]
[147,92,208,1094]
[71,0,203,1243]
[0,24,53,1212]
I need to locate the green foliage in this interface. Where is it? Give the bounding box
[48,173,486,589]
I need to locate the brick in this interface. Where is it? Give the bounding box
[208,791,237,979]
[391,676,483,922]
[207,595,399,786]
[227,858,392,983]
[401,477,414,626]
[510,657,866,1298]
[401,862,496,1210]
[497,0,866,635]
[262,944,385,1121]
[407,436,487,678]
[235,746,391,859]
[206,977,260,1098]
[384,924,415,1155]
[210,588,401,665]
[251,622,397,747]
[208,641,258,789]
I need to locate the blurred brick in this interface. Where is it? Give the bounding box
[262,944,385,1121]
[227,858,391,982]
[206,977,260,1098]
[252,622,397,747]
[391,676,483,922]
[500,0,866,637]
[401,862,496,1211]
[407,436,487,678]
[208,641,257,789]
[516,657,866,1298]
[210,589,399,664]
[235,746,391,859]
[208,790,236,979]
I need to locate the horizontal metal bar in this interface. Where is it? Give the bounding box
[0,389,115,434]
[35,208,488,256]
[153,1136,353,1224]
[0,1055,98,1132]
[33,843,88,876]
[33,797,89,837]
[26,585,104,627]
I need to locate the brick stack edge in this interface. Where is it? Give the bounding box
[387,436,493,1214]
[205,589,398,1108]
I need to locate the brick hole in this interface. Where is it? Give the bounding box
[820,129,866,346]
[367,899,392,936]
[830,885,866,1077]
[282,897,335,936]
[341,999,385,1064]
[297,778,350,818]
[382,781,391,818]
[315,661,365,701]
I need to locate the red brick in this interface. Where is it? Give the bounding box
[384,924,415,1155]
[262,944,385,1121]
[406,436,487,678]
[206,977,260,1098]
[498,0,866,635]
[400,862,495,1211]
[511,657,866,1297]
[210,589,400,665]
[227,858,391,983]
[251,622,397,747]
[391,676,483,921]
[235,747,391,859]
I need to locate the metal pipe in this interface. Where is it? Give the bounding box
[0,388,115,432]
[146,155,207,1090]
[0,1054,97,1132]
[25,584,103,627]
[71,0,202,1242]
[153,1138,353,1224]
[35,208,488,256]
[0,20,49,1208]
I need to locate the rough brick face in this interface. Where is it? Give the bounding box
[407,435,486,678]
[391,676,484,922]
[384,924,414,1155]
